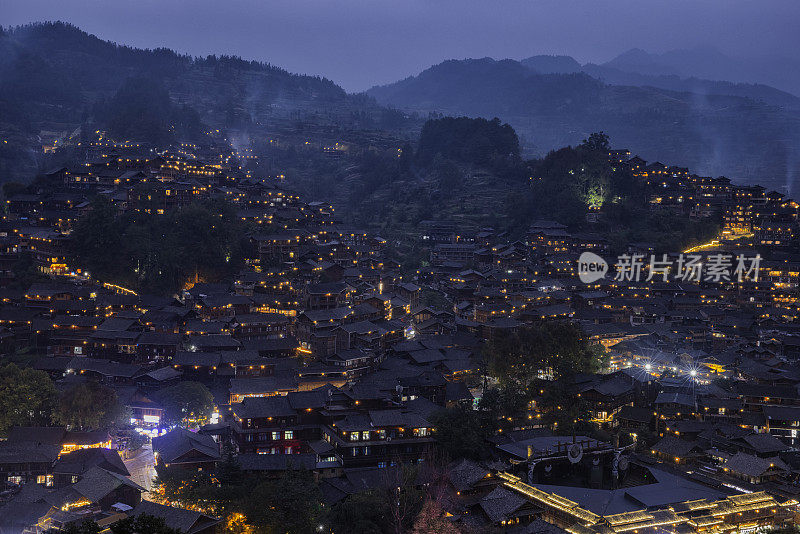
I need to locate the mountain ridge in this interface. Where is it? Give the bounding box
[602,46,800,96]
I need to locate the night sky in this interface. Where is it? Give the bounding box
[4,0,800,92]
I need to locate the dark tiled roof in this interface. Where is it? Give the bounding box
[738,383,799,400]
[72,466,145,502]
[141,366,183,382]
[237,453,317,471]
[399,370,447,388]
[287,387,334,410]
[232,395,296,419]
[68,357,142,378]
[616,406,653,424]
[7,426,66,445]
[0,442,61,464]
[152,428,221,464]
[31,357,73,371]
[137,331,181,345]
[173,351,221,367]
[764,405,800,421]
[53,448,129,477]
[445,381,473,403]
[651,436,701,457]
[229,374,298,395]
[479,486,528,523]
[739,433,790,454]
[448,459,490,492]
[132,500,219,534]
[723,452,788,477]
[369,409,430,428]
[406,348,446,364]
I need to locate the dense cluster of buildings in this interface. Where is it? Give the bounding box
[0,141,470,532]
[1,143,799,532]
[633,157,800,249]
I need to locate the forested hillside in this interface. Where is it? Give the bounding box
[0,22,393,180]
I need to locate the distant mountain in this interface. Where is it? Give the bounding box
[603,46,800,97]
[604,47,681,76]
[368,57,800,194]
[0,22,389,180]
[578,63,800,109]
[515,53,800,109]
[520,55,581,74]
[369,58,603,118]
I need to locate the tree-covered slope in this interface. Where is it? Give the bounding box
[0,22,385,180]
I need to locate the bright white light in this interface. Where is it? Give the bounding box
[690,369,698,377]
[644,363,652,371]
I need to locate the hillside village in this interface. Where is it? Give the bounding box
[0,131,799,533]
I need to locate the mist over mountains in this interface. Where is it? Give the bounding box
[368,54,800,195]
[522,53,800,109]
[2,22,800,196]
[601,46,800,97]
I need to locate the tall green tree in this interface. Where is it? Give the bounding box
[485,322,607,385]
[155,381,215,427]
[0,363,57,435]
[69,197,247,295]
[11,251,43,290]
[53,382,125,430]
[417,116,520,168]
[156,464,246,519]
[579,131,610,153]
[429,404,489,460]
[478,383,529,433]
[242,469,323,534]
[329,490,389,534]
[328,465,423,534]
[69,196,126,281]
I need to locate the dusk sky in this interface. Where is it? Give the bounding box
[5,0,800,92]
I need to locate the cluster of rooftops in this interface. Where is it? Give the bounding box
[0,143,799,531]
